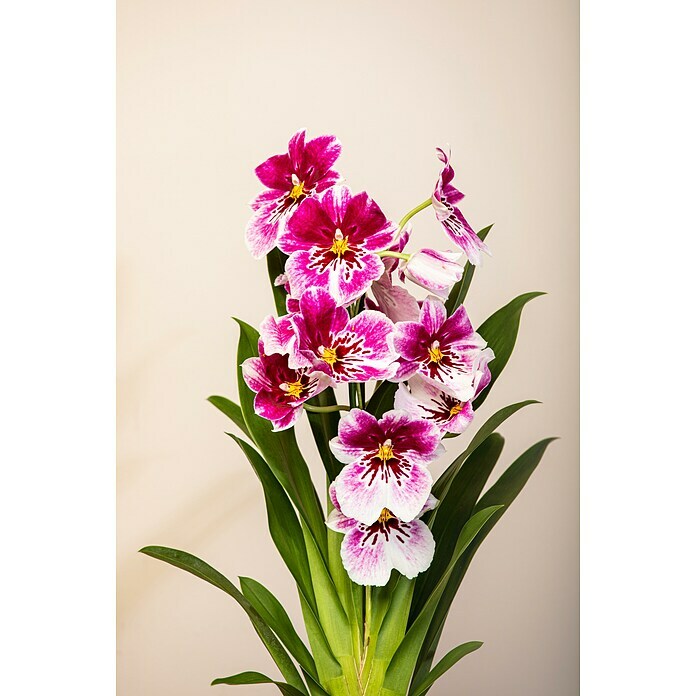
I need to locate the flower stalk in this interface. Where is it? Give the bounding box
[397,197,433,232]
[303,403,350,413]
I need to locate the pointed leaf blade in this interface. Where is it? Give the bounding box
[412,434,505,618]
[433,400,539,500]
[409,641,484,696]
[234,318,327,557]
[139,546,307,694]
[473,292,545,407]
[227,434,316,611]
[240,577,318,682]
[211,671,306,696]
[381,506,503,695]
[412,437,557,686]
[208,395,251,439]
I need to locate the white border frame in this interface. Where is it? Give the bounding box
[1,0,695,693]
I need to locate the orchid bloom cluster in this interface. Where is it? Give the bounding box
[242,130,493,587]
[143,130,552,696]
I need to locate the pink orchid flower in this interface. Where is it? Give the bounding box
[327,483,438,587]
[394,348,493,435]
[245,129,341,259]
[241,340,331,431]
[330,408,443,524]
[432,148,490,265]
[289,287,397,384]
[400,248,464,298]
[278,185,397,306]
[391,296,490,401]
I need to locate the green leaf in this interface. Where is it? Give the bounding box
[412,437,557,688]
[139,546,307,694]
[305,388,342,481]
[412,434,505,618]
[208,395,251,439]
[240,577,318,683]
[299,593,344,690]
[473,292,545,408]
[433,400,539,500]
[235,318,327,558]
[227,434,316,613]
[365,380,397,419]
[266,248,289,316]
[444,225,494,315]
[301,523,353,660]
[211,671,305,696]
[408,642,483,696]
[381,506,503,696]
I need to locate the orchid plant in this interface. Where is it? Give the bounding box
[141,130,554,696]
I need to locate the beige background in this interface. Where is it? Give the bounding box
[117,1,578,694]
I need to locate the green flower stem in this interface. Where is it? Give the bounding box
[349,383,364,410]
[397,197,433,232]
[364,586,372,649]
[303,403,350,413]
[377,251,411,261]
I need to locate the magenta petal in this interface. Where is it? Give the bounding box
[334,458,433,524]
[242,357,272,393]
[254,390,302,431]
[341,523,392,586]
[287,129,307,170]
[259,314,296,356]
[303,134,342,177]
[245,202,285,259]
[419,296,447,334]
[371,271,421,323]
[377,409,442,463]
[339,514,435,586]
[395,376,474,435]
[326,507,356,534]
[330,409,381,463]
[392,321,430,361]
[402,249,463,298]
[255,153,292,191]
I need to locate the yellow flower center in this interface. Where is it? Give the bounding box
[428,340,443,363]
[279,380,304,399]
[319,345,338,366]
[289,174,305,200]
[377,439,394,461]
[378,508,395,524]
[330,228,349,257]
[449,402,463,418]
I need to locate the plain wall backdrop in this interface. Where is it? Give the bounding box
[117,1,579,694]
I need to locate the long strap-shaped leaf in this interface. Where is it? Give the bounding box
[139,546,307,695]
[229,432,352,682]
[409,641,483,696]
[473,292,545,408]
[378,506,503,696]
[411,438,557,692]
[412,434,505,618]
[235,318,328,558]
[433,400,539,500]
[444,225,494,315]
[228,434,317,613]
[266,248,289,316]
[212,671,305,696]
[208,395,251,439]
[240,577,319,683]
